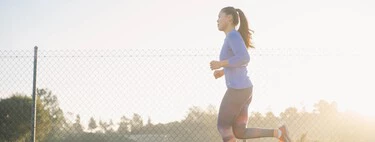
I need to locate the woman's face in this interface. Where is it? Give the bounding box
[217,11,231,31]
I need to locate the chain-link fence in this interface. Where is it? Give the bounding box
[1,47,374,142]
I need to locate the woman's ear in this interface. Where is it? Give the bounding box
[226,14,233,24]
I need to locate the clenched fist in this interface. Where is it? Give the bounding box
[213,69,224,79]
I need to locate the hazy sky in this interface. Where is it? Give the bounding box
[1,0,374,51]
[1,0,375,125]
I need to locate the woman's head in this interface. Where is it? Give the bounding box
[217,6,254,48]
[217,7,239,31]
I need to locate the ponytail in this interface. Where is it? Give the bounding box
[236,8,254,48]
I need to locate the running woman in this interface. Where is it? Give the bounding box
[210,6,292,142]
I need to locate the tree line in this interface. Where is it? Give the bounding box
[0,88,374,142]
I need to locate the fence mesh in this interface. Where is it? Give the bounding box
[0,48,373,142]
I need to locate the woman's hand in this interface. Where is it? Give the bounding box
[210,60,228,70]
[213,69,224,79]
[210,60,222,70]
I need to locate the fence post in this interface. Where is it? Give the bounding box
[31,46,38,142]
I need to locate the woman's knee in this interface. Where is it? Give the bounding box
[218,128,236,142]
[217,125,229,135]
[217,125,234,137]
[222,136,236,142]
[233,125,246,139]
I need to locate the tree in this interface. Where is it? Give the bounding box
[88,117,98,133]
[146,116,153,126]
[72,115,84,133]
[184,106,204,122]
[130,113,143,134]
[107,119,115,133]
[0,94,51,142]
[264,111,279,127]
[99,120,110,133]
[250,111,263,121]
[118,116,131,134]
[206,104,217,116]
[280,107,298,119]
[314,100,338,115]
[178,105,221,142]
[37,89,66,141]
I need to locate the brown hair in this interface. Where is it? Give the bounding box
[221,6,254,48]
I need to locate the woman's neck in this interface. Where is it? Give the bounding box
[224,26,236,35]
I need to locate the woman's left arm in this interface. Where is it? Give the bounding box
[221,33,250,68]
